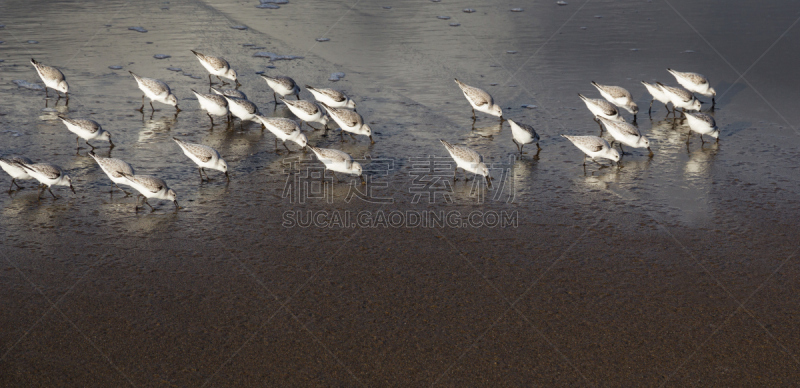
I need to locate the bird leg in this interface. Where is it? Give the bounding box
[144,198,155,212]
[198,168,205,182]
[273,92,278,104]
[85,140,96,150]
[149,101,155,112]
[208,74,214,85]
[114,183,131,197]
[48,187,58,199]
[137,95,145,112]
[283,141,292,153]
[648,99,653,116]
[595,118,604,132]
[471,108,476,121]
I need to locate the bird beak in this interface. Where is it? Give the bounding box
[360,175,366,185]
[174,200,180,211]
[225,171,230,182]
[70,184,76,194]
[369,135,374,144]
[109,140,115,149]
[175,106,182,112]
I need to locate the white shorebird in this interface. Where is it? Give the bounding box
[440,139,491,184]
[454,78,503,120]
[191,50,240,87]
[0,155,34,192]
[191,89,229,126]
[308,146,364,184]
[58,117,113,151]
[259,74,300,103]
[130,71,179,112]
[507,119,540,154]
[16,161,75,199]
[255,115,308,152]
[88,151,134,196]
[319,102,374,143]
[684,112,719,144]
[222,96,260,130]
[305,85,356,110]
[592,81,638,121]
[657,82,701,114]
[30,58,68,100]
[173,137,229,181]
[211,87,247,100]
[596,116,652,157]
[561,135,620,167]
[280,97,330,130]
[579,93,622,130]
[119,173,179,213]
[667,68,716,107]
[641,81,671,117]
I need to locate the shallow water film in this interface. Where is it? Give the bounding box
[1,0,800,385]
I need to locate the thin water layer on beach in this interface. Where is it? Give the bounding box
[1,0,799,386]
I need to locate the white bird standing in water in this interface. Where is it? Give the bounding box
[507,119,540,154]
[308,146,365,184]
[440,139,491,184]
[668,68,716,108]
[591,81,638,122]
[120,173,179,213]
[260,74,300,103]
[173,137,229,182]
[30,58,69,100]
[191,50,240,87]
[454,78,503,120]
[58,117,114,151]
[16,161,76,200]
[596,116,652,157]
[561,135,621,167]
[641,81,671,117]
[319,102,374,143]
[130,71,180,112]
[684,112,720,144]
[305,85,356,110]
[88,151,135,196]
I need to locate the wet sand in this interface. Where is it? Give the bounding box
[1,0,799,386]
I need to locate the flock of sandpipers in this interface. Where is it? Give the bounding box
[1,52,720,212]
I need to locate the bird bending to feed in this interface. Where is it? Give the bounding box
[280,97,330,130]
[507,119,540,154]
[440,139,491,184]
[222,95,260,130]
[667,68,716,108]
[119,172,179,213]
[591,81,638,121]
[58,116,113,151]
[596,116,652,157]
[173,137,229,182]
[305,85,356,110]
[88,151,134,196]
[319,102,374,143]
[259,74,300,103]
[191,50,240,87]
[30,58,68,100]
[15,161,75,199]
[657,82,701,114]
[641,81,671,117]
[684,112,719,144]
[579,93,622,130]
[308,146,365,184]
[211,87,247,100]
[191,89,229,126]
[561,135,620,167]
[454,78,503,120]
[254,115,308,152]
[0,155,34,192]
[130,71,179,112]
